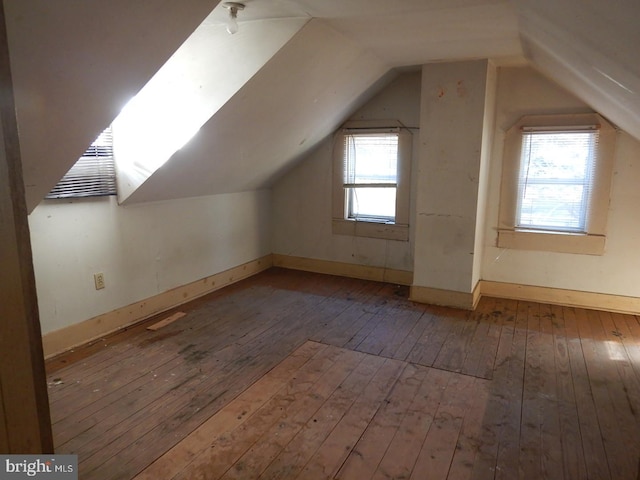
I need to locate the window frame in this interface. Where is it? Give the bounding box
[497,113,616,255]
[332,120,411,241]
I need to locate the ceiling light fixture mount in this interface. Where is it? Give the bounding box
[223,2,245,35]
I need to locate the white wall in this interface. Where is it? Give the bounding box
[472,62,498,287]
[482,66,640,297]
[271,71,421,272]
[29,191,271,334]
[413,60,490,293]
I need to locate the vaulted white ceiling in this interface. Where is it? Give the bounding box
[4,0,639,211]
[513,0,640,140]
[5,0,223,211]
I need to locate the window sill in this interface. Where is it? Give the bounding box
[332,218,409,241]
[497,229,605,255]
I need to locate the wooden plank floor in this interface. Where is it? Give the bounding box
[44,268,640,479]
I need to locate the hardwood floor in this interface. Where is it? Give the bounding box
[45,268,640,479]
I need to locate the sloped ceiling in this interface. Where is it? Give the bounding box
[8,0,639,210]
[514,0,640,140]
[124,19,391,204]
[4,0,221,212]
[6,0,521,210]
[113,15,310,203]
[123,0,522,204]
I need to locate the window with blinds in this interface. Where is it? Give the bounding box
[46,126,116,199]
[516,127,598,233]
[343,132,399,222]
[497,113,614,255]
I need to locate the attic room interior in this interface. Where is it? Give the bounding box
[2,0,640,478]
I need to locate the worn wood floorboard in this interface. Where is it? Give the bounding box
[581,308,639,480]
[45,268,640,479]
[89,274,361,479]
[550,304,587,480]
[563,306,611,480]
[335,362,429,479]
[54,283,300,451]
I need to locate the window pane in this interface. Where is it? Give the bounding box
[345,134,398,185]
[521,132,593,180]
[348,187,396,221]
[517,184,586,230]
[517,130,597,232]
[46,126,116,199]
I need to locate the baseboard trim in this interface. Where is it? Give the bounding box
[480,280,640,315]
[42,255,273,358]
[44,256,639,358]
[409,282,481,310]
[272,254,413,286]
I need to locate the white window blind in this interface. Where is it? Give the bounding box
[516,127,598,233]
[344,132,399,222]
[46,127,116,199]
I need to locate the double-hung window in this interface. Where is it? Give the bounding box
[46,126,116,199]
[332,121,411,241]
[516,126,597,232]
[344,133,398,223]
[498,114,616,255]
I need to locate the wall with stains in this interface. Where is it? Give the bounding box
[413,60,492,294]
[482,66,640,297]
[273,62,640,301]
[271,71,421,273]
[28,191,271,334]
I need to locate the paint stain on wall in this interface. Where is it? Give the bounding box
[457,80,468,98]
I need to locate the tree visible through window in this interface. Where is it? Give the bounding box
[344,133,399,222]
[497,113,616,255]
[332,121,411,241]
[516,128,598,233]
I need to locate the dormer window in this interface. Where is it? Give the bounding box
[497,114,616,255]
[332,121,411,241]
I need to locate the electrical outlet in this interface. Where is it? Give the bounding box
[94,273,105,290]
